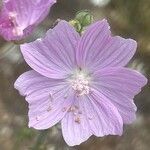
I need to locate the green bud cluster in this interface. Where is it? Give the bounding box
[69,10,93,34]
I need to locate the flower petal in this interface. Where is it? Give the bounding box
[92,67,147,123]
[21,20,80,79]
[76,19,137,71]
[0,0,56,41]
[61,91,123,146]
[61,96,92,146]
[4,0,56,27]
[14,70,73,129]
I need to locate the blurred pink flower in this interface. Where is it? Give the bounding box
[14,20,147,146]
[0,0,56,41]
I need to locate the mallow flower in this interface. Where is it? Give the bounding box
[0,0,56,41]
[14,20,147,146]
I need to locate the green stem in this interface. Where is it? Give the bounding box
[32,129,49,150]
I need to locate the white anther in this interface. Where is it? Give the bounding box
[9,12,17,19]
[12,26,23,36]
[71,72,90,96]
[9,11,23,36]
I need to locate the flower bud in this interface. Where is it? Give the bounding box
[75,10,93,27]
[69,20,82,33]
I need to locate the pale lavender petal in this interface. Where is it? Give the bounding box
[61,91,123,146]
[14,70,73,129]
[21,20,80,79]
[61,97,92,146]
[0,0,56,41]
[76,19,137,71]
[92,67,147,123]
[76,19,110,68]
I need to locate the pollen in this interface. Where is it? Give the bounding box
[62,107,67,112]
[9,11,23,36]
[70,69,90,96]
[74,116,81,124]
[36,116,39,121]
[9,12,17,19]
[12,26,23,36]
[47,106,52,112]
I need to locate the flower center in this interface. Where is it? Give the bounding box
[8,12,23,36]
[70,69,90,96]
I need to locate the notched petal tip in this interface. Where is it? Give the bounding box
[14,75,26,96]
[126,67,148,89]
[51,0,57,4]
[100,18,111,29]
[64,136,91,147]
[128,38,137,51]
[134,70,148,87]
[20,42,32,54]
[117,126,123,136]
[89,18,111,31]
[20,43,31,63]
[28,122,49,130]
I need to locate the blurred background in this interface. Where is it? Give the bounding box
[0,0,150,149]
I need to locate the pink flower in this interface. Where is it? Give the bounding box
[0,0,56,41]
[14,20,147,146]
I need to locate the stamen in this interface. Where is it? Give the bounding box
[74,105,79,109]
[67,105,82,124]
[9,12,17,20]
[78,111,82,114]
[49,92,53,102]
[88,116,93,120]
[70,70,90,96]
[62,107,67,112]
[12,27,23,36]
[8,11,23,36]
[36,116,39,121]
[70,106,76,112]
[47,106,52,112]
[74,116,81,124]
[64,94,68,99]
[73,112,78,115]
